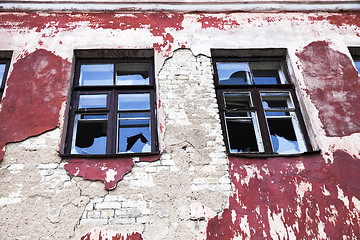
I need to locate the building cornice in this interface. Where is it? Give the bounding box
[0,1,359,13]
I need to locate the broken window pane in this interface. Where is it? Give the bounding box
[79,64,114,86]
[267,118,302,154]
[116,63,150,85]
[217,62,251,85]
[250,62,285,85]
[118,112,151,153]
[226,117,261,153]
[118,93,150,111]
[224,92,252,117]
[72,114,108,154]
[78,94,107,109]
[261,92,294,109]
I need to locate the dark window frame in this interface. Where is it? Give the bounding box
[63,57,159,157]
[0,59,11,101]
[213,57,313,157]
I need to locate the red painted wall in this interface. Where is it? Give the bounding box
[0,49,71,159]
[207,151,360,239]
[296,41,360,137]
[0,11,359,240]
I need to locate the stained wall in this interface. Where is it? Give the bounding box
[0,11,359,239]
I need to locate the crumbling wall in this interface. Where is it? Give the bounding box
[0,11,359,240]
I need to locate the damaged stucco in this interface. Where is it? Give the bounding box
[0,10,359,239]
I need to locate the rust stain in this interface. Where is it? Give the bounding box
[296,41,360,137]
[65,155,160,190]
[206,151,360,239]
[0,49,71,160]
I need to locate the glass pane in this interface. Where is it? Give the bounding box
[226,118,259,153]
[78,94,107,109]
[250,62,285,84]
[261,92,294,109]
[0,64,5,83]
[355,60,360,73]
[265,111,290,117]
[120,112,150,119]
[116,63,150,85]
[216,62,251,85]
[118,113,151,153]
[72,114,108,154]
[118,93,150,111]
[79,64,114,86]
[267,118,302,154]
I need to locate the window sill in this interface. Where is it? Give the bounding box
[227,150,321,159]
[59,151,160,159]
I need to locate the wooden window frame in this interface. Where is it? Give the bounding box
[63,58,159,157]
[213,57,313,157]
[0,59,11,101]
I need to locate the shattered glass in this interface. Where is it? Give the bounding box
[217,62,251,85]
[118,94,151,153]
[72,114,108,154]
[116,63,150,85]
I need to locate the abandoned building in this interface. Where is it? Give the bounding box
[0,0,360,239]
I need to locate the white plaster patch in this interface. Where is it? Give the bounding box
[337,185,350,209]
[74,167,80,176]
[325,205,338,225]
[317,220,327,239]
[295,162,305,173]
[233,172,240,183]
[231,209,236,224]
[241,165,262,186]
[321,185,331,196]
[268,208,287,240]
[296,181,312,201]
[105,169,117,182]
[352,197,360,212]
[239,215,251,238]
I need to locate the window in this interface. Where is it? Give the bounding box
[64,57,158,156]
[0,59,10,101]
[213,57,312,156]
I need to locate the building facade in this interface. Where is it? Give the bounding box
[0,1,359,239]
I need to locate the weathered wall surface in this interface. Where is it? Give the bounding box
[0,11,359,239]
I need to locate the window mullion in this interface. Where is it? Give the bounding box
[107,89,116,154]
[253,88,272,154]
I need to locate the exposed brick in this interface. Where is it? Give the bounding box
[95,202,121,210]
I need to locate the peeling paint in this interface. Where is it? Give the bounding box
[65,155,160,190]
[81,229,143,240]
[0,49,71,161]
[296,41,360,137]
[207,151,360,239]
[0,12,184,54]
